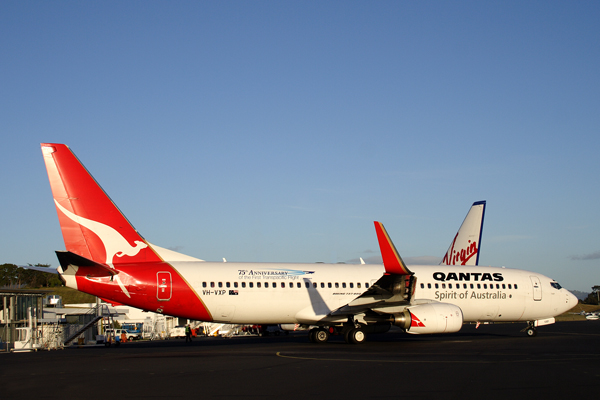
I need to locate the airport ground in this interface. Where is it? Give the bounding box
[1,321,598,399]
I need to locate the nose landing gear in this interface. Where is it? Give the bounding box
[521,322,538,337]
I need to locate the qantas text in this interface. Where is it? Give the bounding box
[433,272,504,282]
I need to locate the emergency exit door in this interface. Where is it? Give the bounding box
[157,272,172,301]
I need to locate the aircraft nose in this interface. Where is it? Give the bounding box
[566,291,578,308]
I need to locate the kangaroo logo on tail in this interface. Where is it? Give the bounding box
[55,200,148,265]
[54,200,149,299]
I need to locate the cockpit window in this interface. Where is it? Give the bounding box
[550,281,562,290]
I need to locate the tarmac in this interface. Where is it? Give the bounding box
[1,321,599,399]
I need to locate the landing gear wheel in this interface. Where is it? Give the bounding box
[525,327,537,337]
[313,328,330,343]
[345,327,366,344]
[308,328,317,343]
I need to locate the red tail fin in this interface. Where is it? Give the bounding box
[41,143,162,265]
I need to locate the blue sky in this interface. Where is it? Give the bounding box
[1,1,599,292]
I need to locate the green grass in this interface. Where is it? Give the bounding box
[43,286,97,304]
[556,303,599,321]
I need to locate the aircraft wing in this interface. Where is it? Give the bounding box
[331,222,415,316]
[21,265,60,274]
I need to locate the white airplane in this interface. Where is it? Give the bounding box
[440,201,486,265]
[41,143,577,343]
[570,310,600,320]
[584,312,599,321]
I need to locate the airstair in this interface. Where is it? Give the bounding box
[63,304,116,346]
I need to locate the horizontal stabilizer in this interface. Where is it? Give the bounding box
[55,251,117,277]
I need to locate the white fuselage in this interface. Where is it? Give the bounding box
[169,262,576,325]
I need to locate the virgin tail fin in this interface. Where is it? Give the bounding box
[440,201,486,266]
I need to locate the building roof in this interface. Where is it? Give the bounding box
[0,288,54,297]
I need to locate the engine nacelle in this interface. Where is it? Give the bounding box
[280,324,307,331]
[405,303,463,334]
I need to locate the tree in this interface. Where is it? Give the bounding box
[583,288,599,305]
[26,264,62,288]
[592,285,600,304]
[0,264,19,287]
[0,263,62,288]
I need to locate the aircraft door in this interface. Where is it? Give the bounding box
[157,272,172,301]
[530,276,542,301]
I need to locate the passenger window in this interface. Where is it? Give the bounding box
[234,282,238,288]
[357,283,361,289]
[366,283,369,288]
[463,284,467,289]
[289,282,293,288]
[272,282,276,288]
[211,282,215,288]
[305,282,310,288]
[508,284,512,289]
[335,283,339,288]
[328,283,332,288]
[420,283,425,289]
[297,282,301,288]
[241,282,246,288]
[226,282,231,288]
[496,284,500,289]
[342,283,346,288]
[313,282,317,288]
[202,282,207,288]
[470,283,474,289]
[502,284,506,289]
[321,283,325,288]
[477,284,481,289]
[257,282,261,288]
[515,284,518,289]
[448,284,452,289]
[218,282,223,288]
[435,283,439,289]
[428,283,431,289]
[442,283,446,289]
[349,283,354,288]
[249,282,253,288]
[281,282,285,288]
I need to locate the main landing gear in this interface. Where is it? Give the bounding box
[308,325,368,344]
[308,327,330,344]
[344,326,366,344]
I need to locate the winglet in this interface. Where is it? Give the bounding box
[374,221,412,275]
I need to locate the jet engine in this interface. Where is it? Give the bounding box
[402,303,464,334]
